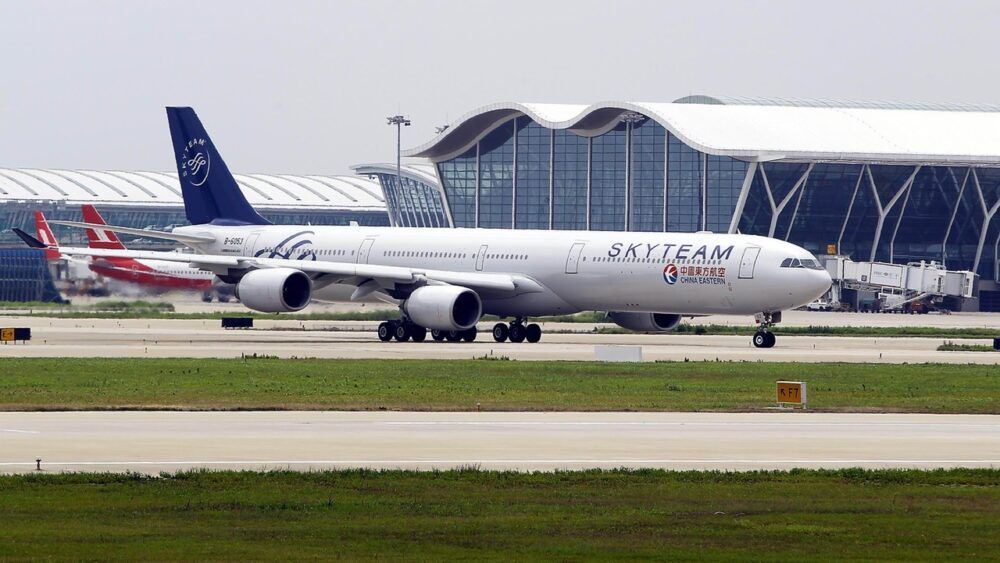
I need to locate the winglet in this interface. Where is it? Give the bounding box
[13,228,48,249]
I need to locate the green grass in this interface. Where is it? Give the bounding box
[938,341,999,352]
[0,469,996,560]
[0,358,996,413]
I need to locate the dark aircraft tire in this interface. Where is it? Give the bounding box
[445,331,462,342]
[752,331,768,348]
[394,323,410,342]
[492,323,509,342]
[525,323,541,343]
[462,327,477,342]
[764,331,776,348]
[410,327,427,342]
[431,329,446,342]
[509,324,526,343]
[377,322,393,342]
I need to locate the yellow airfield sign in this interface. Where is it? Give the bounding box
[776,381,807,407]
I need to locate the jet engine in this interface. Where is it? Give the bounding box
[402,285,482,331]
[235,268,312,313]
[608,312,683,332]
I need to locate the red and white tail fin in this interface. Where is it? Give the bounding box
[33,211,61,261]
[81,205,126,250]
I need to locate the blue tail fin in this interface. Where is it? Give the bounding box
[166,107,270,226]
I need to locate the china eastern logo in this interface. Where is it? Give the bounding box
[662,263,679,285]
[179,138,211,187]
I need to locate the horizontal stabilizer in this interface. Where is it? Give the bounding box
[48,221,215,245]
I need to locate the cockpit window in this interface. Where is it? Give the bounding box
[799,258,824,270]
[781,257,824,270]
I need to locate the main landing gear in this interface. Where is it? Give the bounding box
[377,319,477,343]
[752,311,780,348]
[491,318,542,343]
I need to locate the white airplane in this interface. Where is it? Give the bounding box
[34,107,830,348]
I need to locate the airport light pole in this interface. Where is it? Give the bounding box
[386,114,411,194]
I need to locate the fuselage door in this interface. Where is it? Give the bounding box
[242,233,260,256]
[475,245,488,271]
[565,242,585,274]
[357,238,375,264]
[739,246,761,279]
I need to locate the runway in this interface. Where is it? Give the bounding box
[1,411,996,473]
[1,316,998,363]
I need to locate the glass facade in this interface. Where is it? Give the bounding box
[630,118,665,232]
[425,112,1000,285]
[515,117,551,229]
[706,155,749,233]
[667,133,702,232]
[373,173,448,227]
[437,146,477,228]
[589,123,627,231]
[477,121,515,229]
[552,129,588,230]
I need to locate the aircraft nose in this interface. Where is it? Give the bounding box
[809,268,833,298]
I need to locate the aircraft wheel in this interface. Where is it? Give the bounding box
[752,330,768,348]
[431,329,446,342]
[410,326,427,342]
[377,322,393,342]
[492,323,509,342]
[462,327,477,342]
[509,323,526,343]
[445,330,462,342]
[525,323,541,343]
[394,323,410,342]
[764,331,776,348]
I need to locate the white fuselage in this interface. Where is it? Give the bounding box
[178,225,832,317]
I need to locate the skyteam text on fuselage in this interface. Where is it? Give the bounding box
[44,107,832,348]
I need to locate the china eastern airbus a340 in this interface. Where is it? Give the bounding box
[17,107,831,348]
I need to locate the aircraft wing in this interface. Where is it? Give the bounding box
[53,246,543,295]
[47,220,215,245]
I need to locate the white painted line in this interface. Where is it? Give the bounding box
[0,429,39,434]
[381,421,998,428]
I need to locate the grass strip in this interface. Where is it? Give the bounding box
[938,341,998,352]
[0,358,995,413]
[0,468,996,560]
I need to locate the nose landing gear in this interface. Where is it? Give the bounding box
[492,318,542,343]
[752,311,781,349]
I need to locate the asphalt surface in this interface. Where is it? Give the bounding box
[1,316,997,363]
[1,411,996,473]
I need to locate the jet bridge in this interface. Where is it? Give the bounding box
[820,256,978,312]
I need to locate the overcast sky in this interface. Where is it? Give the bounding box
[2,0,999,175]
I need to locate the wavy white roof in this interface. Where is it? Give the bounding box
[351,162,440,186]
[405,100,1000,165]
[0,168,385,210]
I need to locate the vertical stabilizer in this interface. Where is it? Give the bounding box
[81,205,126,250]
[33,211,61,261]
[165,107,270,226]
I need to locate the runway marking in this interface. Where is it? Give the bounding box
[1,429,39,434]
[380,421,998,428]
[1,459,997,467]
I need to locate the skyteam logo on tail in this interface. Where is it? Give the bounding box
[179,138,211,187]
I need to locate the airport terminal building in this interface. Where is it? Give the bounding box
[379,96,1000,309]
[0,168,390,248]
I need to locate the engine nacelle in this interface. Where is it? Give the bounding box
[236,268,312,313]
[608,312,683,332]
[403,285,482,331]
